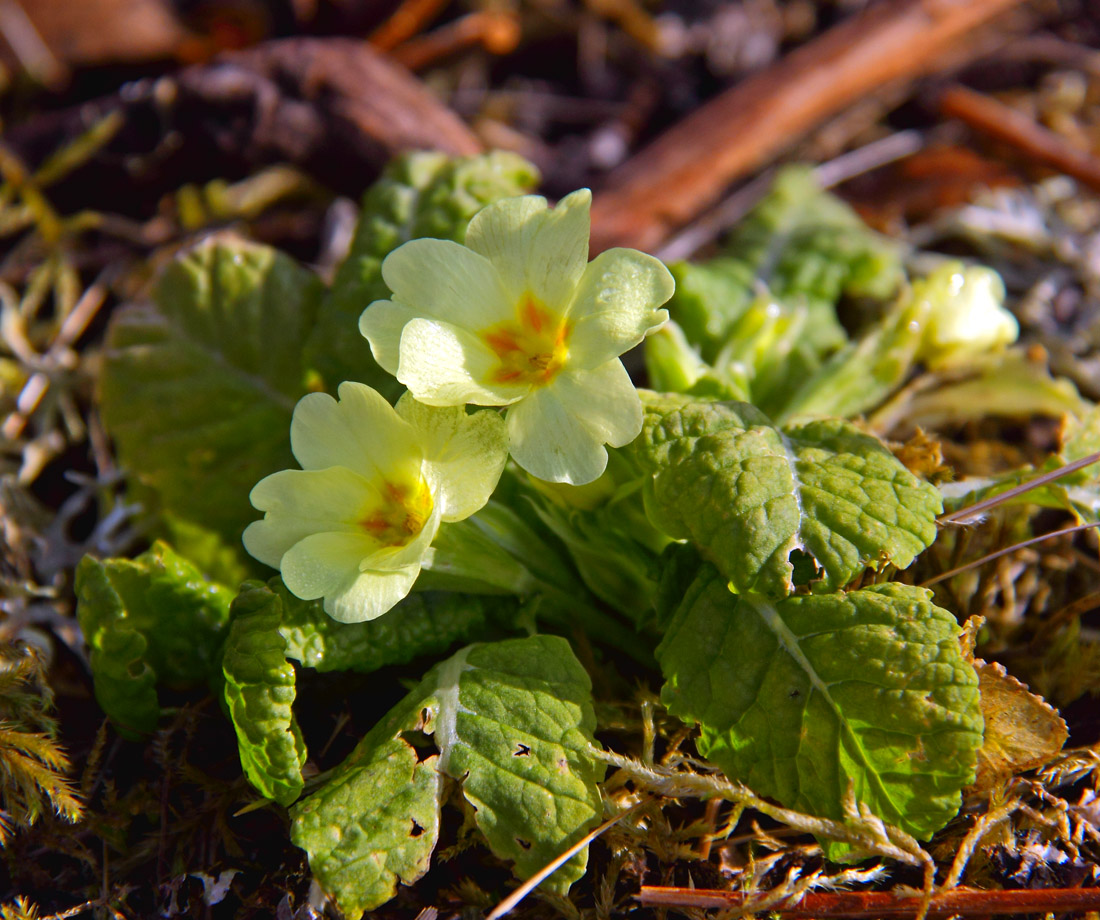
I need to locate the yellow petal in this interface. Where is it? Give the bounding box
[358,300,420,376]
[567,248,673,368]
[381,238,512,328]
[289,382,422,481]
[244,466,383,568]
[279,531,383,600]
[505,386,608,485]
[553,359,643,448]
[465,189,591,309]
[324,564,423,623]
[397,318,527,406]
[397,394,508,521]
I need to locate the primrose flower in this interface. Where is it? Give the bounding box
[359,189,675,485]
[913,262,1018,369]
[243,382,507,622]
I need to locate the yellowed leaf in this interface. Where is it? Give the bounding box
[972,660,1068,792]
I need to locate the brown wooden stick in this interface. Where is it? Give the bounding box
[391,11,520,71]
[639,885,1100,917]
[939,83,1100,192]
[589,0,1027,254]
[369,0,450,51]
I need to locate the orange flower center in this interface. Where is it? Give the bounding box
[359,478,433,547]
[482,295,570,387]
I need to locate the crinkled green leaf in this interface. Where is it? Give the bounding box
[75,541,233,736]
[220,577,509,802]
[665,165,902,363]
[306,151,539,394]
[222,582,306,806]
[101,235,322,544]
[432,637,604,885]
[657,569,983,852]
[291,635,603,915]
[290,738,441,919]
[638,395,942,595]
[271,577,512,673]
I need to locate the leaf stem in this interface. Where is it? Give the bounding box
[534,585,657,668]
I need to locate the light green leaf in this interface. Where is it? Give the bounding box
[774,287,926,424]
[657,569,983,852]
[869,349,1086,434]
[665,166,902,362]
[290,635,603,915]
[307,151,539,394]
[290,738,441,919]
[101,235,323,544]
[75,541,234,736]
[637,395,942,595]
[222,582,306,806]
[430,637,604,885]
[220,577,509,803]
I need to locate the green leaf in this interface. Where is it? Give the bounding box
[291,635,603,915]
[100,235,323,544]
[306,151,539,394]
[290,737,441,919]
[432,637,604,885]
[222,582,307,806]
[870,350,1086,434]
[75,541,233,736]
[637,395,942,595]
[774,287,925,424]
[665,165,902,362]
[657,569,983,851]
[220,577,509,802]
[272,577,512,673]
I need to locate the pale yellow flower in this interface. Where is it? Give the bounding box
[359,189,675,485]
[914,262,1018,369]
[243,382,507,622]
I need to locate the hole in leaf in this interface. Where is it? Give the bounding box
[516,838,531,850]
[513,743,531,757]
[410,820,424,838]
[400,730,439,762]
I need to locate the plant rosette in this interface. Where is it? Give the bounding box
[359,189,675,485]
[243,382,508,622]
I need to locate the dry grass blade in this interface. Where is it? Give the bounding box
[938,450,1100,525]
[922,521,1100,587]
[486,798,651,920]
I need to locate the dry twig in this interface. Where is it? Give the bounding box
[638,885,1100,916]
[939,83,1100,193]
[590,0,1028,254]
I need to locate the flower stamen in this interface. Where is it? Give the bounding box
[360,478,434,547]
[483,295,570,387]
